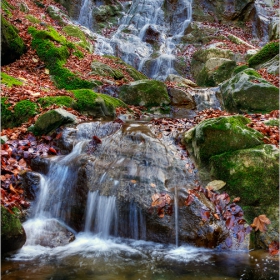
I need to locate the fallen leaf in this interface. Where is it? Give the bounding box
[269,241,279,256]
[185,194,194,206]
[130,180,137,184]
[233,197,240,203]
[206,180,226,191]
[252,215,271,232]
[150,183,156,188]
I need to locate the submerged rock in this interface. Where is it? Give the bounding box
[1,206,26,254]
[219,68,279,113]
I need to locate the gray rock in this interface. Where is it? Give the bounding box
[31,108,77,136]
[168,87,196,108]
[256,54,279,75]
[165,74,198,87]
[219,68,279,113]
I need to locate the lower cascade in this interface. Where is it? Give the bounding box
[4,121,278,279]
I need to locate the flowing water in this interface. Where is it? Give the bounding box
[77,0,193,80]
[2,122,279,279]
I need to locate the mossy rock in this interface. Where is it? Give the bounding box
[248,41,279,68]
[28,26,96,90]
[72,89,126,118]
[119,79,170,108]
[191,48,234,79]
[1,72,23,87]
[1,99,37,129]
[255,54,279,75]
[25,15,40,24]
[103,55,147,81]
[1,15,27,65]
[219,68,279,113]
[210,144,279,249]
[91,61,124,80]
[232,65,249,76]
[1,206,26,254]
[38,96,76,108]
[182,115,263,165]
[31,108,77,136]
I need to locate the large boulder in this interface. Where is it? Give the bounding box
[210,144,279,249]
[1,206,26,254]
[196,59,237,87]
[31,108,77,136]
[165,74,198,88]
[191,48,234,82]
[219,68,279,113]
[182,115,263,165]
[1,15,26,65]
[255,54,279,75]
[168,87,196,108]
[32,121,249,249]
[119,80,170,108]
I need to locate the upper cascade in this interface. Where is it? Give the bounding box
[77,0,193,80]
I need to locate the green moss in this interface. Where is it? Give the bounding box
[119,80,170,108]
[28,26,96,90]
[25,15,40,24]
[2,0,14,16]
[248,41,279,68]
[264,119,279,127]
[14,100,38,126]
[233,65,248,75]
[1,15,26,65]
[210,144,279,207]
[1,206,23,237]
[1,98,14,129]
[38,96,75,108]
[243,69,262,78]
[1,72,23,87]
[73,50,84,58]
[91,61,124,80]
[62,25,87,42]
[196,67,215,87]
[33,0,45,8]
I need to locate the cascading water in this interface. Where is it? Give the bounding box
[77,0,193,80]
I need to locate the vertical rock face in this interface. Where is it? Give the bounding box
[1,15,26,65]
[26,121,249,249]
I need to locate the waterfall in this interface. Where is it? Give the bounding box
[174,186,179,247]
[77,0,193,80]
[84,191,118,239]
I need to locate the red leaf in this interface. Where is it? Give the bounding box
[48,147,57,155]
[269,241,279,256]
[93,135,102,144]
[201,210,210,222]
[185,194,194,206]
[226,216,235,229]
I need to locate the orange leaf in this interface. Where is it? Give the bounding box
[233,197,240,203]
[252,215,271,232]
[9,184,18,194]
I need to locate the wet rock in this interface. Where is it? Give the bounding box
[1,206,26,254]
[21,172,41,201]
[219,68,279,113]
[24,219,75,248]
[1,15,27,65]
[119,80,170,108]
[182,115,263,165]
[30,108,77,136]
[168,87,196,109]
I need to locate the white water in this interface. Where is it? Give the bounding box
[77,0,193,80]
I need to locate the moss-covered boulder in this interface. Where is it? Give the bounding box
[1,99,38,129]
[182,115,263,165]
[248,41,279,68]
[210,144,279,248]
[72,89,126,118]
[119,80,170,108]
[219,68,279,113]
[1,206,26,254]
[196,58,237,87]
[31,108,77,136]
[1,15,26,65]
[103,55,147,81]
[255,54,279,75]
[38,96,75,108]
[191,48,234,80]
[91,61,124,80]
